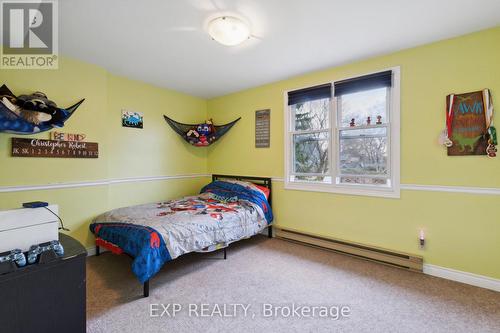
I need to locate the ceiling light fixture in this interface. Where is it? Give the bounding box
[207,16,250,46]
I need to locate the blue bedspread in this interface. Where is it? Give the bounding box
[90,180,272,283]
[89,223,171,283]
[200,180,273,224]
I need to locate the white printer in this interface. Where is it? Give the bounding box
[0,205,60,253]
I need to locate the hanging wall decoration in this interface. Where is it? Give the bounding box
[51,131,87,142]
[11,138,98,158]
[0,84,85,135]
[163,115,241,147]
[439,89,496,157]
[255,109,270,148]
[122,109,144,129]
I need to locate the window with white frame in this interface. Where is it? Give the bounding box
[285,68,400,198]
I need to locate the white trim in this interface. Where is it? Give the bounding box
[401,183,500,195]
[86,246,97,256]
[272,177,500,196]
[283,66,401,199]
[423,264,500,292]
[0,174,210,193]
[86,245,108,257]
[2,174,500,196]
[284,182,400,198]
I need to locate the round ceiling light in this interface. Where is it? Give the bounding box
[207,16,250,46]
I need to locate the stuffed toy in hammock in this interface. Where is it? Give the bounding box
[0,84,84,135]
[164,115,241,147]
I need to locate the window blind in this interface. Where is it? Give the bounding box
[288,83,332,105]
[334,70,392,97]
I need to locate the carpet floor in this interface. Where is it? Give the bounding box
[87,236,500,333]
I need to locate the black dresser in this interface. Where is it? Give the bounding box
[0,233,87,333]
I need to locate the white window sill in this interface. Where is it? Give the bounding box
[284,181,401,199]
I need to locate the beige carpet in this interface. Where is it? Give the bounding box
[87,236,500,333]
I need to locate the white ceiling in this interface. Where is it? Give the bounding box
[60,0,500,98]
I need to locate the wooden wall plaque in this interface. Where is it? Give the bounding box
[255,109,270,148]
[11,138,99,158]
[446,91,489,156]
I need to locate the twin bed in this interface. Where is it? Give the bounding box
[90,175,273,297]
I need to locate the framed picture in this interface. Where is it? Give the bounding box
[122,110,143,129]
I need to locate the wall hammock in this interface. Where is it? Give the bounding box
[163,115,241,146]
[0,84,85,135]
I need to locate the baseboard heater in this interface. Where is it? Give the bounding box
[275,228,423,272]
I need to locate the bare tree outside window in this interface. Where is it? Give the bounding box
[337,88,389,185]
[291,98,330,182]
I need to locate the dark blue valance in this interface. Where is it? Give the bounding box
[288,83,332,105]
[334,70,392,96]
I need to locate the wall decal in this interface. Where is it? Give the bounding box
[11,138,98,158]
[122,110,143,129]
[440,89,496,157]
[51,131,86,142]
[255,109,270,148]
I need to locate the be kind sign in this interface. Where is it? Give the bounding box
[446,90,491,156]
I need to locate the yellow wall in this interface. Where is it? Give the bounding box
[1,27,499,280]
[207,27,500,279]
[0,56,209,248]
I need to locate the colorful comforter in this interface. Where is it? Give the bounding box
[89,181,272,283]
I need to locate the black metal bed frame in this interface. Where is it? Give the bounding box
[95,174,273,298]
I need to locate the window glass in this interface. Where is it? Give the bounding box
[339,127,388,176]
[292,98,330,131]
[293,132,329,174]
[339,87,387,127]
[285,69,399,197]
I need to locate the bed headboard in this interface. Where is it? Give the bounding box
[211,174,273,207]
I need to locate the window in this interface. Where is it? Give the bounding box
[284,67,400,198]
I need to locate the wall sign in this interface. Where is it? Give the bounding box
[11,138,99,158]
[51,131,87,142]
[122,110,143,129]
[255,109,270,148]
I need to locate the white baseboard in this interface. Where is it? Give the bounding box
[86,246,96,256]
[86,245,108,257]
[423,264,500,292]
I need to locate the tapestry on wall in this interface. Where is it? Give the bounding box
[164,116,241,147]
[440,89,496,157]
[0,84,85,135]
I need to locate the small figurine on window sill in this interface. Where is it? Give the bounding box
[366,116,371,125]
[376,115,382,125]
[349,118,355,127]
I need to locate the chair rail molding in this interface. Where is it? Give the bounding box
[0,174,211,193]
[2,175,500,196]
